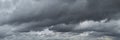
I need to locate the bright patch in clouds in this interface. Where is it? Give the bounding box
[1,29,114,40]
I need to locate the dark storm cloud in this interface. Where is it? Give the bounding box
[0,0,120,32]
[0,0,120,25]
[0,0,120,39]
[74,20,120,37]
[49,19,120,38]
[49,24,77,32]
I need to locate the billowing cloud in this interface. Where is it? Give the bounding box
[0,0,120,40]
[1,29,116,40]
[0,0,120,25]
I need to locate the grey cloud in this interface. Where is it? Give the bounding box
[1,29,116,40]
[73,20,120,37]
[49,24,77,32]
[0,0,120,26]
[49,19,120,38]
[0,0,120,39]
[0,0,119,32]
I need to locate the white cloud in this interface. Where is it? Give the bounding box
[1,29,114,40]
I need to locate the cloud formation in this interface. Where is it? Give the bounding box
[0,0,120,40]
[0,0,120,25]
[1,29,116,40]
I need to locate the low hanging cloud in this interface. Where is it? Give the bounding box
[0,0,120,25]
[0,0,120,39]
[1,29,116,40]
[74,20,120,37]
[50,19,120,37]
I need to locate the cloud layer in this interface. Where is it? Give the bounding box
[0,0,120,40]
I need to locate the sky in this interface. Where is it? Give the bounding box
[0,0,120,40]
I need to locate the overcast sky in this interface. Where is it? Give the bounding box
[0,0,120,40]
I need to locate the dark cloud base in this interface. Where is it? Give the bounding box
[0,0,120,40]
